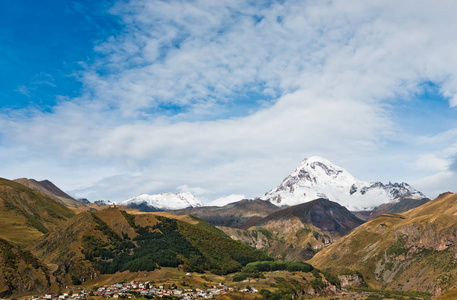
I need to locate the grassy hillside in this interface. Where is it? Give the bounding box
[0,177,75,246]
[0,238,53,298]
[30,207,270,286]
[310,192,457,296]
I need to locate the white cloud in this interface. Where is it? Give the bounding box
[413,171,456,197]
[1,0,457,202]
[413,154,450,173]
[176,184,208,196]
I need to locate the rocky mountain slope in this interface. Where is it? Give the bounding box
[120,192,202,211]
[171,199,280,228]
[14,178,87,209]
[261,156,426,211]
[309,192,457,296]
[0,177,75,246]
[220,199,364,261]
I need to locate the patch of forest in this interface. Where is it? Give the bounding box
[82,211,270,275]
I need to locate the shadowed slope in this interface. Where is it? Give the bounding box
[0,238,53,298]
[172,199,280,228]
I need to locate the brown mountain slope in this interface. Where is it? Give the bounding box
[0,238,53,298]
[220,198,364,261]
[30,207,270,286]
[171,199,280,228]
[309,192,457,296]
[0,177,75,246]
[14,178,91,210]
[258,198,364,237]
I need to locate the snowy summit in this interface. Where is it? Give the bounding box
[261,156,425,211]
[120,192,203,212]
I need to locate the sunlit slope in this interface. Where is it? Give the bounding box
[310,192,457,295]
[0,177,75,246]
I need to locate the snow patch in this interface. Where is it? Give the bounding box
[120,192,202,211]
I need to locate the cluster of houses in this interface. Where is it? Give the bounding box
[26,281,259,299]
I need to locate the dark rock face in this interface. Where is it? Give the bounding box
[171,199,280,228]
[258,198,365,236]
[37,179,74,200]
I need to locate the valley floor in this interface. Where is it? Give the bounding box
[11,268,432,300]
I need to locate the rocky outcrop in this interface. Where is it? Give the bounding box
[220,216,333,261]
[338,274,364,288]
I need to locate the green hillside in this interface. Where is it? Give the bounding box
[31,207,270,286]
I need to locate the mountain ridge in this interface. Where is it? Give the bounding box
[261,156,426,211]
[120,192,202,211]
[13,178,86,209]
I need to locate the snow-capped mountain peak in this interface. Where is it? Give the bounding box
[262,157,426,211]
[290,156,358,183]
[119,192,203,211]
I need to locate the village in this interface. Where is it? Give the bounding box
[25,280,259,300]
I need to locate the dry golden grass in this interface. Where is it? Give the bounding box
[310,192,457,294]
[0,206,44,246]
[79,267,227,289]
[434,288,457,300]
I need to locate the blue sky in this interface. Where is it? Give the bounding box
[0,0,120,111]
[1,0,457,204]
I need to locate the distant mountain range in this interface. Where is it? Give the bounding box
[261,156,426,211]
[118,156,428,213]
[119,192,203,211]
[1,173,455,298]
